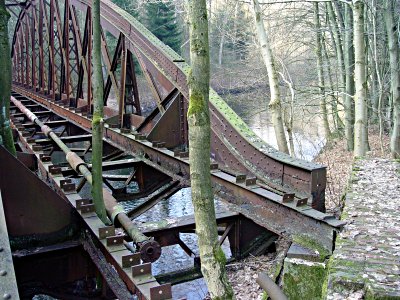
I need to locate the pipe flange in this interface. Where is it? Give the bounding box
[139,240,162,263]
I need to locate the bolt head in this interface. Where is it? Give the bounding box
[3,294,11,300]
[0,270,7,276]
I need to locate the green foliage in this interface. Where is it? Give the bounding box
[112,0,139,19]
[145,1,182,54]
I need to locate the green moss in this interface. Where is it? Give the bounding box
[91,114,102,126]
[273,261,284,279]
[261,291,268,300]
[292,234,330,260]
[214,245,227,265]
[188,89,207,117]
[364,286,400,300]
[283,259,327,300]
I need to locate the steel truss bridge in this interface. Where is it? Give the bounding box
[1,0,344,299]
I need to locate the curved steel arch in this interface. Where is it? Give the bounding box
[9,0,327,210]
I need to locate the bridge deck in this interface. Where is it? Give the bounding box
[326,159,400,299]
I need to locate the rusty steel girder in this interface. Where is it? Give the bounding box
[9,0,327,212]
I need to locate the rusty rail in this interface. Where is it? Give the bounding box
[10,96,161,262]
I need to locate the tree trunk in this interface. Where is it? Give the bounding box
[186,0,234,298]
[251,0,289,154]
[353,0,367,157]
[314,3,331,139]
[344,3,355,151]
[327,2,346,106]
[321,33,341,132]
[384,0,400,158]
[218,12,228,65]
[0,0,16,155]
[91,0,109,224]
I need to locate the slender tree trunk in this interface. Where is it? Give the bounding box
[363,8,370,152]
[370,0,384,152]
[186,0,234,298]
[384,0,400,158]
[218,12,228,66]
[327,3,346,116]
[369,44,378,123]
[353,0,367,157]
[0,0,16,155]
[321,32,341,132]
[92,0,109,224]
[344,3,355,151]
[278,69,296,157]
[314,3,331,139]
[251,0,289,154]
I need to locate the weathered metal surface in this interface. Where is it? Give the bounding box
[0,192,20,300]
[0,147,74,242]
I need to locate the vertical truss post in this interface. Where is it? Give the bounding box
[64,0,71,105]
[18,32,24,85]
[126,50,141,116]
[71,5,85,102]
[87,7,92,114]
[38,3,44,92]
[119,35,127,128]
[30,7,37,91]
[24,20,30,87]
[49,0,55,100]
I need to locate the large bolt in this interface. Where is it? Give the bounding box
[3,294,11,300]
[0,270,7,276]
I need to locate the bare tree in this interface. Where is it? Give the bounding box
[92,0,109,223]
[384,0,400,158]
[186,0,234,298]
[353,0,367,157]
[251,0,289,154]
[314,2,331,138]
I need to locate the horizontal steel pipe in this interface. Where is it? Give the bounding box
[256,272,288,300]
[10,97,161,262]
